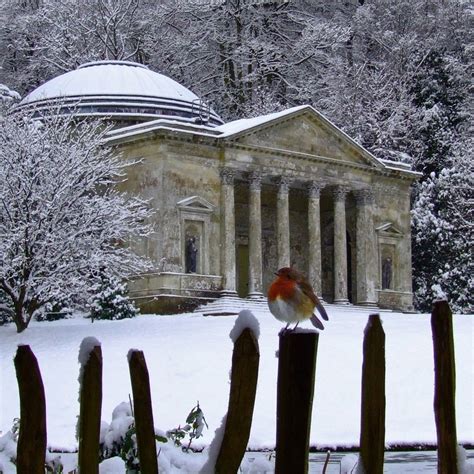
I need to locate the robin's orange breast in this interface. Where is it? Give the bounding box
[268,278,296,301]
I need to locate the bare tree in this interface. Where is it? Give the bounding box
[0,107,153,332]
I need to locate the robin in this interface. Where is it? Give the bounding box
[268,267,329,330]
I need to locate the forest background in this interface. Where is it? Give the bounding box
[0,0,472,312]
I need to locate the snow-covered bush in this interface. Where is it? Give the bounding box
[88,273,138,321]
[0,289,13,325]
[0,106,153,332]
[99,401,167,471]
[411,143,473,313]
[0,418,65,473]
[36,295,73,322]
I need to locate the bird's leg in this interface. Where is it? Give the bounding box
[284,323,290,331]
[292,322,299,331]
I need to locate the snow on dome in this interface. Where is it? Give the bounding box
[18,60,224,127]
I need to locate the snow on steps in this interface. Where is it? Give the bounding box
[197,296,393,317]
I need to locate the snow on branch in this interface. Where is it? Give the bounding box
[0,105,153,332]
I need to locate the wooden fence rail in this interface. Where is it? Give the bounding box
[431,300,459,473]
[215,327,260,474]
[78,344,102,473]
[11,303,461,472]
[359,313,386,474]
[276,330,319,474]
[14,344,47,474]
[129,349,159,474]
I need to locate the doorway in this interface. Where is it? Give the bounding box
[237,244,249,297]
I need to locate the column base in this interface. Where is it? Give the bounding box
[248,292,265,300]
[220,290,238,298]
[333,298,351,305]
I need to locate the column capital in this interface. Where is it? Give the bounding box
[354,188,375,205]
[307,181,326,199]
[275,176,292,195]
[220,167,235,185]
[332,185,350,202]
[248,170,262,191]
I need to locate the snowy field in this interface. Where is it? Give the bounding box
[0,305,473,456]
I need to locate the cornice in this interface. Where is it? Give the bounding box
[105,123,418,182]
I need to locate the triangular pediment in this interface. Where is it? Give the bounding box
[177,196,215,213]
[220,106,385,170]
[376,222,404,237]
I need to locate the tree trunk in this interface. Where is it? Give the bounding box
[14,305,28,333]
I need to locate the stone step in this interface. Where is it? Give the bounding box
[198,296,393,317]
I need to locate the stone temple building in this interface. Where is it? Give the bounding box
[20,60,420,312]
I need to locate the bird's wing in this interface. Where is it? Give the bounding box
[298,280,329,321]
[298,280,319,305]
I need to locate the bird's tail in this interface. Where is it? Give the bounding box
[310,314,324,330]
[316,301,329,321]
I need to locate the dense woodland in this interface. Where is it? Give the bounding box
[0,0,472,312]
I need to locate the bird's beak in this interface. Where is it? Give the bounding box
[274,272,279,276]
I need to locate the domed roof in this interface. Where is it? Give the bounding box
[19,60,224,126]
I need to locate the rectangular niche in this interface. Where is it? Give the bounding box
[177,196,215,275]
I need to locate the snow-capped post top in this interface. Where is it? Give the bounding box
[229,310,260,343]
[78,337,101,368]
[431,284,448,303]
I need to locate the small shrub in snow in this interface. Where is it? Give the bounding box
[167,402,208,452]
[0,418,65,473]
[88,273,138,321]
[99,400,167,471]
[36,296,72,322]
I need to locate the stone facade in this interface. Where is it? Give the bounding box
[107,106,420,312]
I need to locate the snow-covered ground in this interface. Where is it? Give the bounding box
[0,305,473,453]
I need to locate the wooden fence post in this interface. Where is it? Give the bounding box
[431,300,458,473]
[78,344,103,474]
[14,344,47,474]
[359,313,386,474]
[215,328,260,473]
[275,331,319,474]
[128,350,159,474]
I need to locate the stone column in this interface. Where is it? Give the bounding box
[248,171,263,298]
[276,176,291,269]
[355,189,378,306]
[333,185,350,304]
[219,168,237,296]
[307,181,324,299]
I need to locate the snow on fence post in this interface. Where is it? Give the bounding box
[276,330,319,474]
[78,339,103,474]
[128,349,159,474]
[360,313,386,474]
[14,344,47,473]
[431,300,458,473]
[215,327,260,473]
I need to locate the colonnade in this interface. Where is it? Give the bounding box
[219,168,378,306]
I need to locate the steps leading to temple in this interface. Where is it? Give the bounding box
[197,296,393,317]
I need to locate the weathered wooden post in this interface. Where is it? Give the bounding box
[275,331,319,474]
[14,344,47,474]
[128,349,159,474]
[215,328,260,473]
[359,313,386,474]
[431,300,458,473]
[78,342,103,474]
